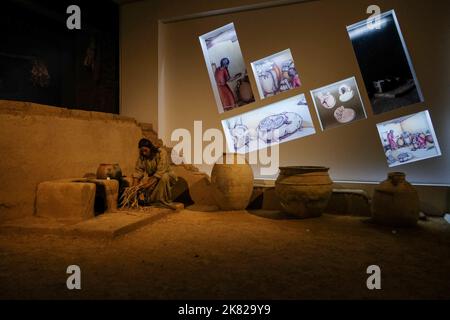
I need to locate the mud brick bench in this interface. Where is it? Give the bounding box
[1,177,183,238]
[326,189,371,217]
[36,178,119,220]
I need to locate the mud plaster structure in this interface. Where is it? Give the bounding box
[0,100,216,232]
[0,99,374,238]
[1,100,448,232]
[0,0,449,300]
[1,100,450,300]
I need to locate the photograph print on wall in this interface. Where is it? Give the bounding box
[199,22,255,114]
[347,10,424,115]
[310,76,367,131]
[376,110,441,167]
[222,93,316,154]
[250,49,301,100]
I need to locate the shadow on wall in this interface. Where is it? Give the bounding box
[171,177,194,207]
[0,0,120,114]
[447,188,450,213]
[170,165,217,208]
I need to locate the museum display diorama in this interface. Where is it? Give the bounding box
[0,0,449,304]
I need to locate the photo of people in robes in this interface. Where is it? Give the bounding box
[199,22,255,113]
[251,49,302,100]
[376,110,441,167]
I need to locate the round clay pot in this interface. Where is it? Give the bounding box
[238,79,254,102]
[211,153,254,210]
[260,72,276,95]
[96,163,122,180]
[372,172,420,227]
[275,166,333,218]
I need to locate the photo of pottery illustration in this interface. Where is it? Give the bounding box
[227,118,251,151]
[257,112,303,143]
[259,66,280,96]
[317,92,336,109]
[237,76,255,103]
[251,49,302,100]
[338,84,354,102]
[334,106,356,123]
[310,76,367,131]
[222,93,316,154]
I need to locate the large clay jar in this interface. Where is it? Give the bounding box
[260,72,276,96]
[372,172,420,227]
[238,78,254,102]
[96,163,122,180]
[275,166,333,218]
[211,153,254,210]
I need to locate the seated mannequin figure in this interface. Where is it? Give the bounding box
[132,138,177,208]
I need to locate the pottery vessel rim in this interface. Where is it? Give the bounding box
[388,172,406,177]
[279,166,329,172]
[215,153,248,165]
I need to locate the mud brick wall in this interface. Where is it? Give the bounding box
[0,100,143,222]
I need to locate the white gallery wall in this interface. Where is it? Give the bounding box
[121,0,450,185]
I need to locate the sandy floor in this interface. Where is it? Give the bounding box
[0,210,449,300]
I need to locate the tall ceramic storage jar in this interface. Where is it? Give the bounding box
[372,172,420,227]
[211,153,254,210]
[275,166,333,218]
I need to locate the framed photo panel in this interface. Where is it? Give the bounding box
[251,49,301,100]
[222,93,316,154]
[310,77,367,131]
[199,23,255,114]
[376,110,441,167]
[347,10,424,115]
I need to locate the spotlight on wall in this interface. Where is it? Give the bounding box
[347,17,389,39]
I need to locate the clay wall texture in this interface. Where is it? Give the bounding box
[0,100,142,222]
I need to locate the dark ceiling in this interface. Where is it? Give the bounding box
[112,0,145,5]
